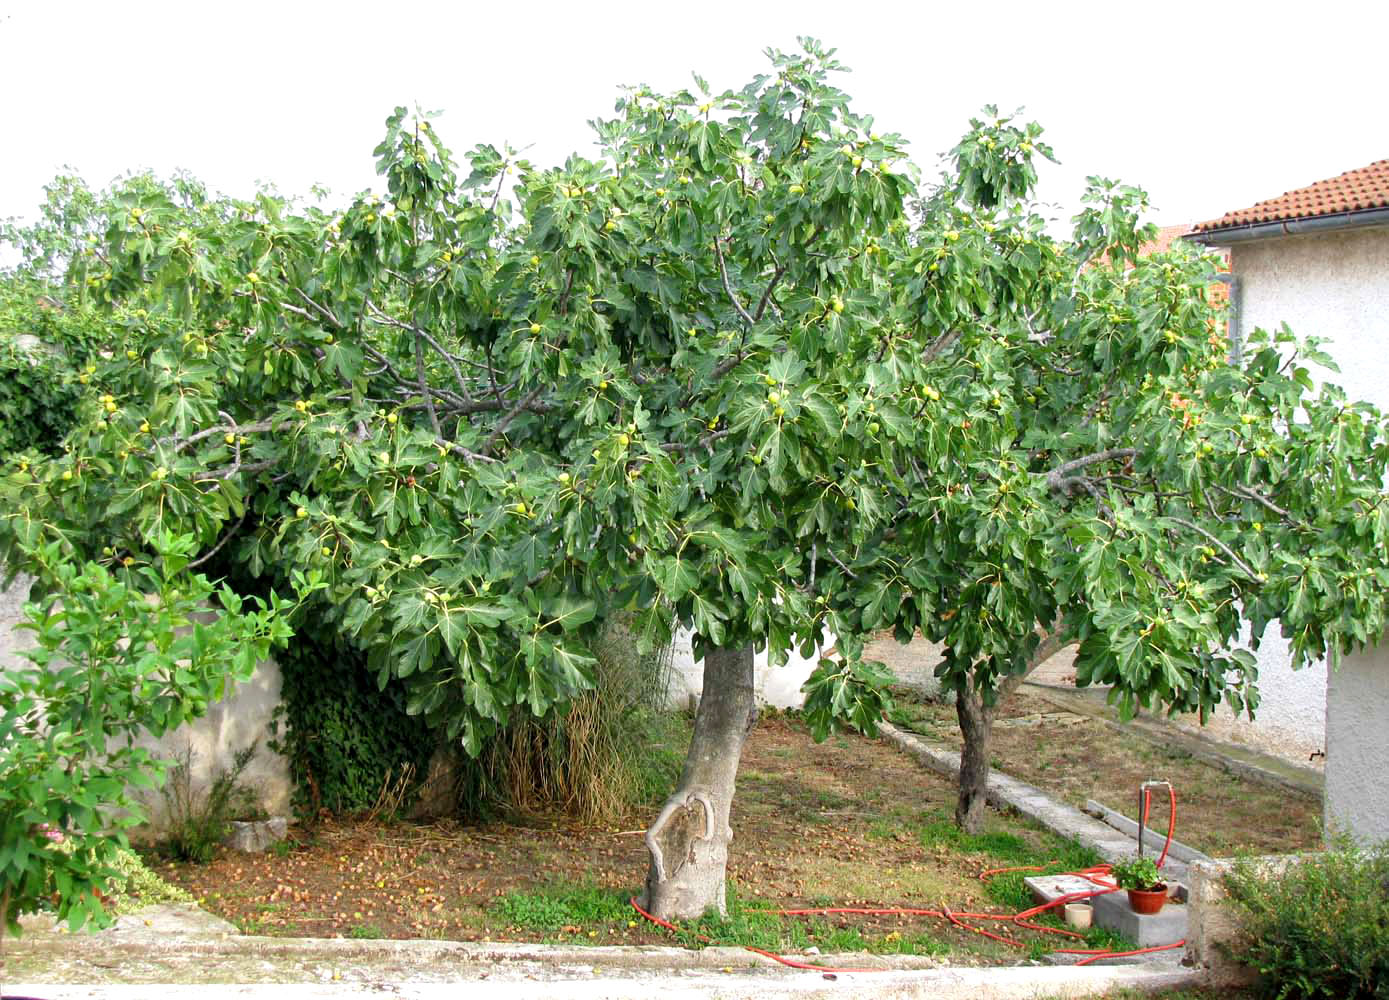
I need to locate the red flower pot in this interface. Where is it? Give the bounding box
[1126,884,1168,915]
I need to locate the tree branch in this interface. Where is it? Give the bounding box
[714,238,756,328]
[483,387,545,455]
[752,265,787,323]
[174,418,275,455]
[1163,516,1259,578]
[922,329,962,365]
[416,330,442,435]
[1216,484,1294,522]
[187,512,249,571]
[1046,449,1137,493]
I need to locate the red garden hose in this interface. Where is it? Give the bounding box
[629,781,1186,971]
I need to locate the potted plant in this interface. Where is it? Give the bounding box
[1110,855,1168,914]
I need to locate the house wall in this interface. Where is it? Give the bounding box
[666,628,823,710]
[0,573,291,836]
[1227,226,1389,813]
[1324,638,1389,843]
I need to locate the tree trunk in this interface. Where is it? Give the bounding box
[954,681,996,834]
[954,630,1072,834]
[640,643,756,921]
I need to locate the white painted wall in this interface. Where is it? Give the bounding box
[1223,226,1389,755]
[665,628,825,710]
[0,573,291,835]
[1324,638,1389,843]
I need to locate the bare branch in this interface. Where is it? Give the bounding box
[558,268,576,316]
[752,265,787,323]
[416,330,442,436]
[1216,484,1294,522]
[415,328,474,404]
[922,329,962,365]
[294,287,343,328]
[1046,449,1137,493]
[710,352,747,380]
[1164,516,1259,578]
[187,512,249,571]
[826,547,858,580]
[714,238,756,328]
[487,166,508,216]
[174,418,275,455]
[196,459,277,482]
[483,387,545,455]
[436,438,498,464]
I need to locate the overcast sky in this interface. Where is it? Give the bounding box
[2,1,1385,233]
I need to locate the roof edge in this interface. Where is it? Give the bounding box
[1187,207,1389,246]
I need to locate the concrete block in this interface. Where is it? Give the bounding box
[1092,886,1188,949]
[1023,874,1107,906]
[223,816,288,852]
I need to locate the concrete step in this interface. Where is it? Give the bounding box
[1023,875,1189,950]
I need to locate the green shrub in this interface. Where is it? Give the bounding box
[104,848,193,911]
[1224,842,1389,1000]
[0,537,291,935]
[0,280,101,458]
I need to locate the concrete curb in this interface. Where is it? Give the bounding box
[3,964,1203,999]
[877,723,1191,883]
[5,903,1205,997]
[1083,799,1213,865]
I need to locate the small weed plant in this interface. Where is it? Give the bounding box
[1224,841,1389,1000]
[159,744,260,863]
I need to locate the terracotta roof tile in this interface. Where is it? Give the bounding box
[1191,160,1389,233]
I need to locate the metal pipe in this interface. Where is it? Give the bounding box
[1214,273,1242,363]
[1187,208,1389,247]
[1137,779,1172,858]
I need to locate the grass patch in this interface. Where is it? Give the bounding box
[686,887,950,957]
[490,884,633,932]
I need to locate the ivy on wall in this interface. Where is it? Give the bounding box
[269,627,438,818]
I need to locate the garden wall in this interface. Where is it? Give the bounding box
[0,573,291,836]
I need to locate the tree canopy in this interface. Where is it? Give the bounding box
[5,37,1389,920]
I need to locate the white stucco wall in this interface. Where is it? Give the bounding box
[0,573,291,835]
[1324,638,1389,843]
[665,628,825,710]
[1222,226,1389,755]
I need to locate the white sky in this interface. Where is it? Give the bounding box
[2,1,1385,233]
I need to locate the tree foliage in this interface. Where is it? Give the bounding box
[4,37,1389,917]
[0,535,290,934]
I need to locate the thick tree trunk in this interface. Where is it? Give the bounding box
[640,643,756,921]
[954,683,996,834]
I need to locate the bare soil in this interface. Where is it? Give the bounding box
[889,689,1322,857]
[148,717,1085,961]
